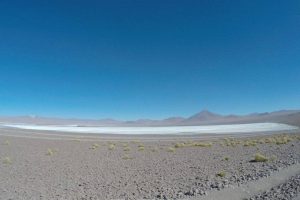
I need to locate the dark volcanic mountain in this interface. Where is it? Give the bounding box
[0,109,299,127]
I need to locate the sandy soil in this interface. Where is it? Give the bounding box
[0,128,299,200]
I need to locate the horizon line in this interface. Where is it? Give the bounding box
[0,108,299,122]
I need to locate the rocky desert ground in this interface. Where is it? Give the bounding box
[0,128,299,200]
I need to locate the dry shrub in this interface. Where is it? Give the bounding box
[167,147,176,153]
[254,153,268,162]
[3,156,12,164]
[216,171,226,178]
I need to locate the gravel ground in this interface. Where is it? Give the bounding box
[248,174,300,200]
[0,129,299,200]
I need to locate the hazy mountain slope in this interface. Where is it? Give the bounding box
[0,110,299,127]
[178,110,300,126]
[185,110,223,122]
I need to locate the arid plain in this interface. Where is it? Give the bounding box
[0,125,299,200]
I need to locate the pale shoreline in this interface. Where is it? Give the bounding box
[1,122,298,135]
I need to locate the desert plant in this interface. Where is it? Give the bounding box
[244,140,257,147]
[92,143,100,149]
[4,140,10,145]
[183,140,193,147]
[123,146,131,151]
[193,142,212,147]
[138,146,145,151]
[254,153,268,162]
[122,154,133,160]
[46,148,54,156]
[3,156,12,164]
[174,143,185,148]
[108,144,115,150]
[216,171,226,178]
[258,139,265,144]
[224,157,229,161]
[264,138,275,143]
[138,143,145,148]
[167,147,176,153]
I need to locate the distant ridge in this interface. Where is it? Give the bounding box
[186,110,223,122]
[0,109,300,127]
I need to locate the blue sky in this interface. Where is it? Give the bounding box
[0,0,299,120]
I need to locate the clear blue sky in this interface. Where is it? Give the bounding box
[0,0,299,120]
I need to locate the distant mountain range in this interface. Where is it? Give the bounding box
[0,109,300,127]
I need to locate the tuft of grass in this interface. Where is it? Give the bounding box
[108,144,115,150]
[138,146,145,151]
[73,138,81,142]
[224,157,229,161]
[216,171,226,178]
[167,147,176,153]
[46,148,54,156]
[243,140,257,147]
[4,140,10,145]
[123,146,131,151]
[174,143,185,148]
[193,142,212,147]
[222,138,241,147]
[92,143,100,150]
[254,153,268,162]
[138,143,145,148]
[258,139,265,144]
[3,156,12,164]
[122,154,133,160]
[275,136,290,145]
[264,138,275,144]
